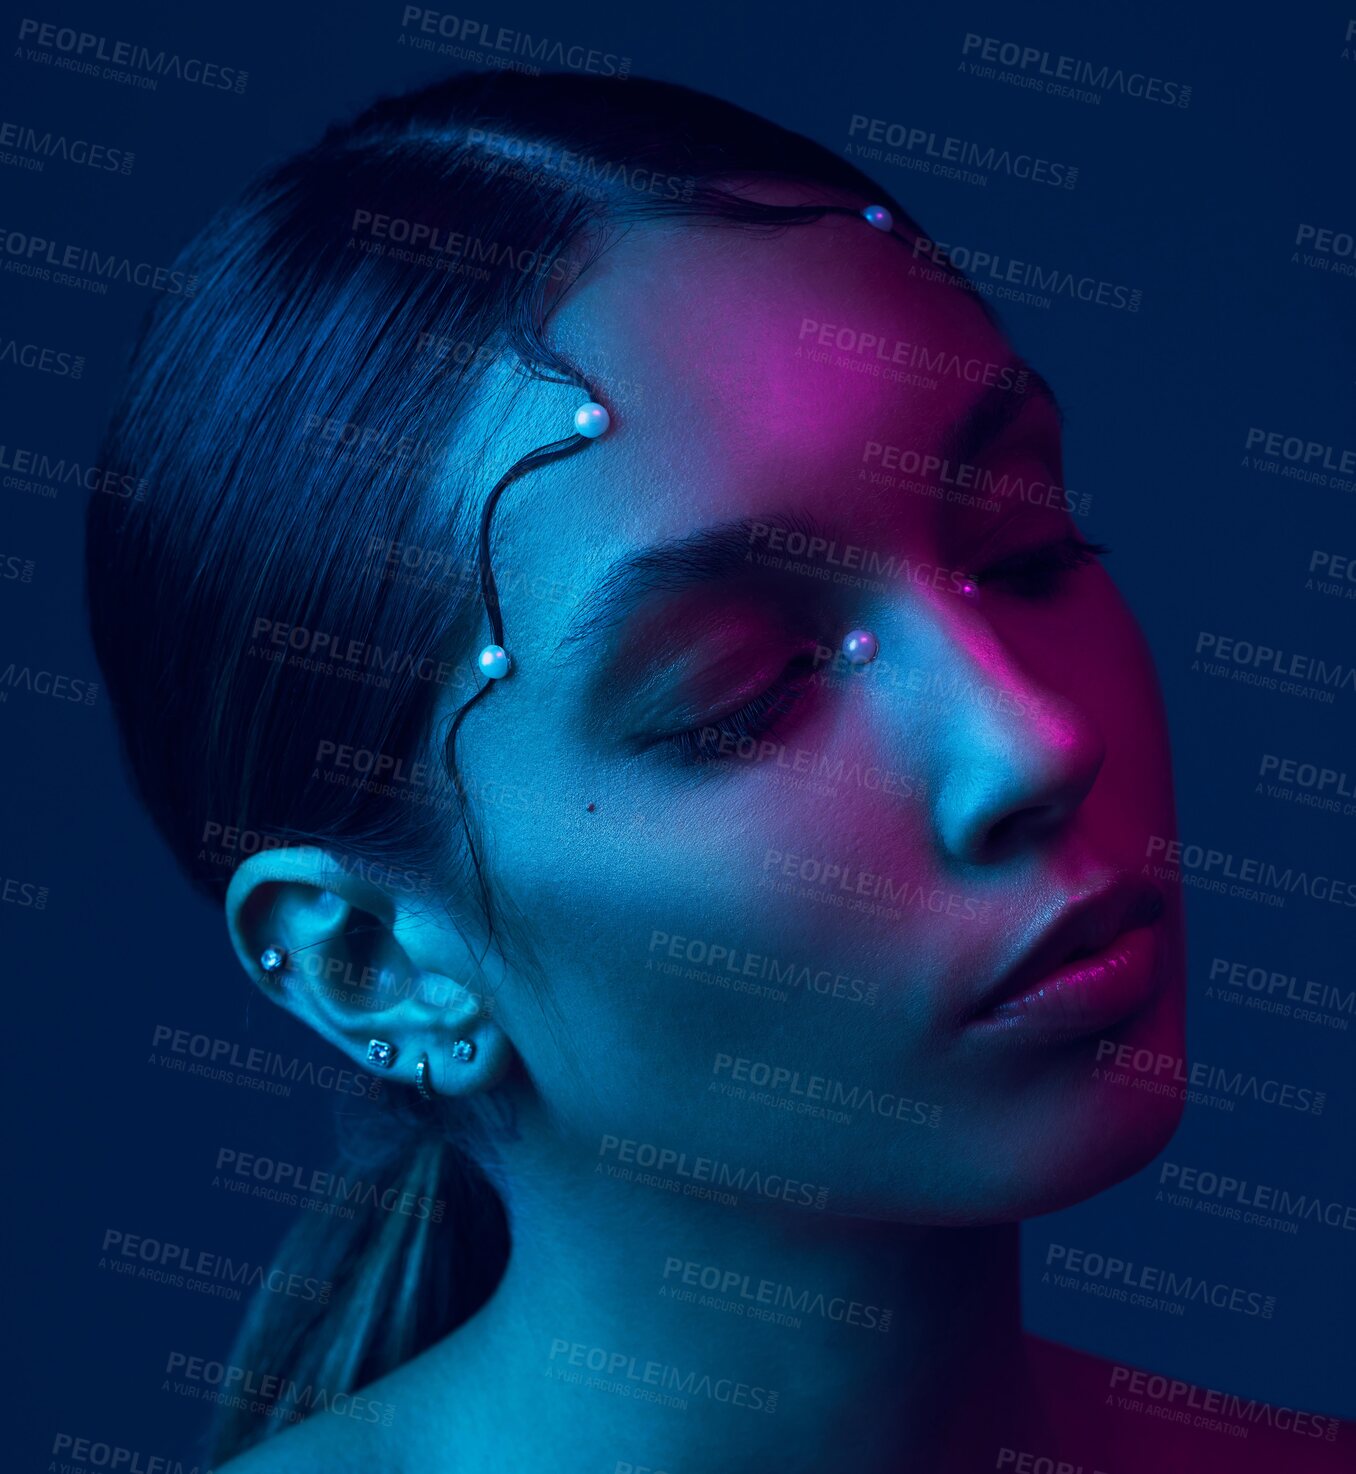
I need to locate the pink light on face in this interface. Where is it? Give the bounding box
[507,187,1187,1225]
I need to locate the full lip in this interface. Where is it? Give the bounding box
[962,876,1166,1028]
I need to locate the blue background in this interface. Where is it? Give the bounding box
[5,1,1353,1466]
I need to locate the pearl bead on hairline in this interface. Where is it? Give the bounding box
[478,403,611,684]
[573,401,610,438]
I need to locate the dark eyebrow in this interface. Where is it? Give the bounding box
[553,509,831,662]
[942,362,1063,466]
[554,363,1061,661]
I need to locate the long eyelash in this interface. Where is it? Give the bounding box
[672,654,818,764]
[978,535,1110,598]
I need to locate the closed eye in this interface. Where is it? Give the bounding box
[669,649,821,764]
[977,536,1110,599]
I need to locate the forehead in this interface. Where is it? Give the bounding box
[487,210,1015,650]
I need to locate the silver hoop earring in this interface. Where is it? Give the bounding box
[415,1053,435,1101]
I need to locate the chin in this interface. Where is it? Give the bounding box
[970,975,1189,1223]
[834,1080,1186,1229]
[951,1034,1189,1226]
[996,1062,1188,1224]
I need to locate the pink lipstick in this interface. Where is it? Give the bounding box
[965,880,1166,1042]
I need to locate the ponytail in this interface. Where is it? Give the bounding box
[207,1099,508,1462]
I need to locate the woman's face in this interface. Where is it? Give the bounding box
[445,195,1185,1223]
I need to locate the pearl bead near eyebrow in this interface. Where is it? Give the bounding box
[841,629,880,665]
[861,204,894,232]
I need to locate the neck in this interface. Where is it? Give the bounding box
[405,1129,1050,1474]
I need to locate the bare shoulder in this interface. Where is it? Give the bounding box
[212,1406,386,1474]
[1025,1333,1353,1473]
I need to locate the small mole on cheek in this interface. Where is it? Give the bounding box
[587,803,596,812]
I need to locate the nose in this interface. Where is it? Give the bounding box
[923,626,1105,865]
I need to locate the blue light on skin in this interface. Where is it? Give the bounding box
[223,183,1188,1473]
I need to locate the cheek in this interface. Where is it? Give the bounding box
[481,754,933,1152]
[992,572,1173,813]
[465,575,1183,1216]
[1066,579,1177,834]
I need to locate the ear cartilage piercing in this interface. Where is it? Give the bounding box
[477,643,511,680]
[841,629,880,666]
[259,946,286,975]
[861,204,894,232]
[572,401,610,438]
[958,576,979,599]
[449,1039,476,1063]
[415,1053,436,1102]
[366,1039,397,1069]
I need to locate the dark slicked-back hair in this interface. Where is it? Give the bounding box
[85,69,924,1462]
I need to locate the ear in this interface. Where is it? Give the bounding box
[224,846,511,1101]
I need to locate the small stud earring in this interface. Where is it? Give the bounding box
[861,204,894,232]
[260,946,286,974]
[572,401,610,438]
[449,1039,476,1063]
[366,1039,397,1069]
[477,643,511,680]
[841,629,880,666]
[415,1053,436,1101]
